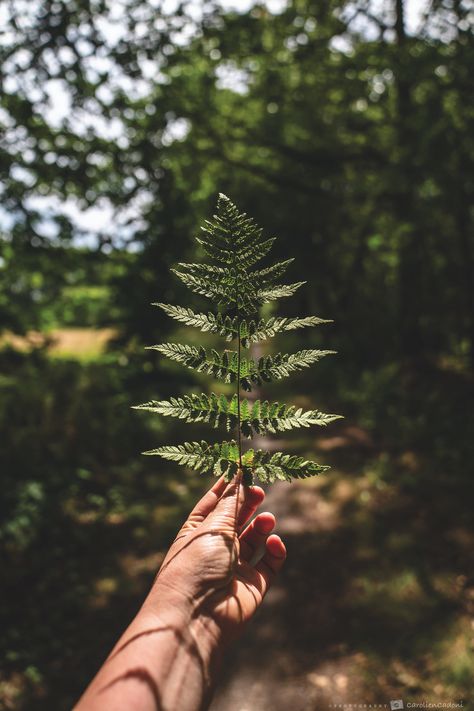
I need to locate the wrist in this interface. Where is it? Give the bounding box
[140,575,225,659]
[142,575,197,622]
[132,587,224,711]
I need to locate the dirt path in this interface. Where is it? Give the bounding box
[210,475,364,711]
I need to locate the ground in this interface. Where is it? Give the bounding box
[210,428,473,711]
[1,335,472,709]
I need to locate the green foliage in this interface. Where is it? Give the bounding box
[154,305,331,346]
[145,342,335,390]
[134,393,340,435]
[148,440,330,482]
[135,195,341,483]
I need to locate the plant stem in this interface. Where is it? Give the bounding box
[236,317,242,470]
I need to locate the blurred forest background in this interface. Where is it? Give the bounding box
[1,0,473,708]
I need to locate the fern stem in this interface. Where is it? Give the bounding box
[236,317,243,470]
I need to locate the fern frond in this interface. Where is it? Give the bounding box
[136,193,342,485]
[233,237,276,269]
[145,441,330,483]
[144,440,241,479]
[242,316,332,344]
[172,265,304,309]
[156,306,331,347]
[156,302,332,348]
[171,268,259,314]
[197,194,272,269]
[154,304,238,341]
[145,440,217,471]
[148,343,241,385]
[147,343,206,369]
[153,303,220,332]
[147,343,335,391]
[197,233,276,269]
[251,258,294,284]
[177,258,294,290]
[132,393,239,430]
[252,349,336,384]
[171,268,227,301]
[175,263,228,278]
[238,399,343,437]
[257,282,306,302]
[173,261,300,313]
[133,394,341,436]
[250,450,330,483]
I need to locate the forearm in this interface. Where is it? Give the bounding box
[75,478,285,710]
[75,586,222,711]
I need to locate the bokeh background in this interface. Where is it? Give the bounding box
[1,0,473,708]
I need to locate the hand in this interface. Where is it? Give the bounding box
[75,473,286,711]
[145,473,286,639]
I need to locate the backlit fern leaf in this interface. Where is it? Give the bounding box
[134,194,342,484]
[148,343,336,392]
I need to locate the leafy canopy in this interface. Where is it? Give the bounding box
[134,194,341,484]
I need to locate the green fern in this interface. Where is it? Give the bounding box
[133,194,342,484]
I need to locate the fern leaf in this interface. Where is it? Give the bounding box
[198,194,267,266]
[171,268,259,313]
[177,259,294,291]
[144,440,241,479]
[154,304,239,341]
[147,343,240,384]
[257,282,306,302]
[136,193,342,485]
[242,316,332,345]
[173,261,299,312]
[238,399,342,437]
[133,395,341,436]
[232,237,276,269]
[145,440,216,472]
[132,393,240,431]
[145,441,330,483]
[155,305,331,348]
[250,349,336,384]
[250,450,330,483]
[171,269,227,300]
[250,258,294,285]
[148,343,335,391]
[153,303,208,329]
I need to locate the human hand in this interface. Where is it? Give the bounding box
[75,474,286,711]
[144,472,286,639]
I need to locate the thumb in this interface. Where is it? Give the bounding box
[205,471,245,530]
